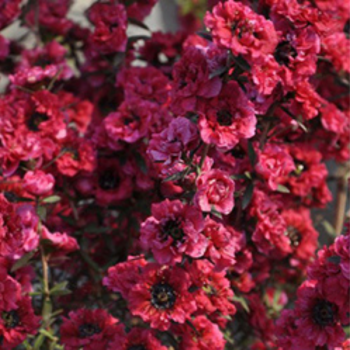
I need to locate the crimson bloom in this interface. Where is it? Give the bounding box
[60,309,119,350]
[127,264,197,331]
[140,199,207,265]
[195,169,235,215]
[198,81,256,150]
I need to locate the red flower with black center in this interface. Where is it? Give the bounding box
[140,199,207,265]
[127,263,197,331]
[60,308,120,350]
[0,296,40,350]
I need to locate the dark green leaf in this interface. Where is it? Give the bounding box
[128,17,150,31]
[232,294,250,312]
[242,183,254,210]
[327,255,341,264]
[196,31,212,41]
[134,151,148,174]
[11,251,36,272]
[247,141,256,167]
[37,206,47,221]
[231,54,251,71]
[209,65,228,79]
[211,207,223,219]
[163,169,188,183]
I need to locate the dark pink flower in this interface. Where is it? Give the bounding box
[255,144,295,191]
[140,199,207,264]
[60,309,119,350]
[294,281,345,349]
[171,46,222,113]
[195,169,235,215]
[23,170,55,196]
[107,327,167,350]
[198,81,256,150]
[128,264,197,331]
[177,315,226,350]
[0,296,40,349]
[204,0,278,59]
[202,216,244,271]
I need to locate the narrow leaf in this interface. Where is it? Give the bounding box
[42,195,61,204]
[242,183,254,209]
[11,251,36,272]
[276,184,290,193]
[247,141,256,166]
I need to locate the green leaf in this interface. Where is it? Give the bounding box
[128,17,150,31]
[11,250,36,272]
[242,182,254,210]
[42,195,61,204]
[247,141,256,167]
[134,151,148,174]
[37,206,47,221]
[50,281,71,296]
[211,207,223,219]
[39,329,56,341]
[83,225,110,234]
[327,255,341,264]
[209,65,228,79]
[232,294,250,312]
[196,31,212,41]
[231,54,251,71]
[34,333,45,349]
[276,184,290,193]
[322,220,336,237]
[163,169,188,183]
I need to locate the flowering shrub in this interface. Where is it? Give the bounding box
[0,0,349,349]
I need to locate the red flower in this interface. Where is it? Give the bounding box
[23,170,55,196]
[108,327,167,350]
[140,199,207,265]
[104,99,154,144]
[204,0,278,59]
[198,81,256,150]
[103,256,147,299]
[294,281,345,349]
[0,296,40,349]
[171,46,222,113]
[60,309,119,350]
[202,216,244,271]
[88,2,127,54]
[187,260,236,317]
[255,144,295,191]
[127,264,197,331]
[177,315,226,350]
[195,169,235,215]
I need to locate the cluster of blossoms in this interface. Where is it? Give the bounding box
[0,0,349,349]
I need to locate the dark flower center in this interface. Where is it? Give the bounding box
[99,170,119,190]
[27,112,49,131]
[128,346,146,350]
[2,310,20,329]
[124,113,140,125]
[286,226,302,247]
[161,219,184,242]
[78,323,101,338]
[217,110,233,126]
[344,19,350,37]
[312,300,336,326]
[151,283,176,309]
[274,40,298,66]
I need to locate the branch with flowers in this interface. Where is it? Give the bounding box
[0,0,349,349]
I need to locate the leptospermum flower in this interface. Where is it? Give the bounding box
[127,264,197,331]
[140,199,207,265]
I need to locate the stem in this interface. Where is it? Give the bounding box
[199,143,210,171]
[334,163,349,235]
